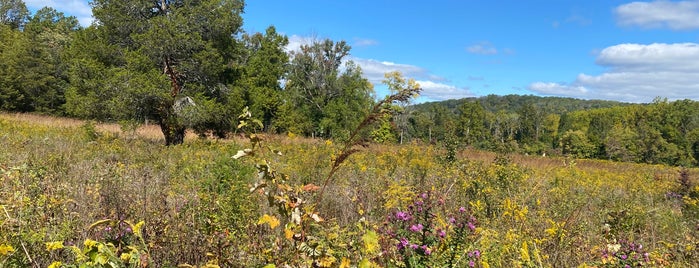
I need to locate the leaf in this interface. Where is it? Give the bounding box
[311,213,324,223]
[88,219,113,230]
[257,214,280,229]
[302,183,320,192]
[232,148,252,159]
[362,230,379,255]
[339,258,351,268]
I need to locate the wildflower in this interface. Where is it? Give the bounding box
[410,244,419,250]
[449,217,456,224]
[469,260,475,267]
[396,211,411,221]
[468,221,476,231]
[473,249,481,258]
[459,206,466,213]
[409,224,423,232]
[621,254,628,260]
[397,238,409,250]
[437,229,446,238]
[421,245,431,255]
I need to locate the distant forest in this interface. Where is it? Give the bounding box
[2,0,699,166]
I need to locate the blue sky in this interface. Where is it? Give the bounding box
[26,0,699,103]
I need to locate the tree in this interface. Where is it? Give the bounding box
[0,0,28,29]
[239,26,289,132]
[382,71,419,144]
[69,0,244,145]
[559,130,596,158]
[456,101,486,146]
[0,6,78,113]
[282,39,374,139]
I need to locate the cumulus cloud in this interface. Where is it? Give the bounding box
[25,0,94,26]
[349,57,427,83]
[416,80,475,101]
[285,35,471,102]
[528,43,699,103]
[615,0,699,30]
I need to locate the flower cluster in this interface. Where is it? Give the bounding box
[599,239,650,267]
[380,192,481,266]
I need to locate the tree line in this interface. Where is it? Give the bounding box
[2,0,699,166]
[0,0,380,145]
[406,95,699,167]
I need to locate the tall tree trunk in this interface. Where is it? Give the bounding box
[159,57,186,145]
[159,116,185,145]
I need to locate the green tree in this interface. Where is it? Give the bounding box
[0,6,78,113]
[239,26,289,132]
[282,39,374,139]
[456,101,486,146]
[69,0,244,145]
[559,130,596,158]
[0,0,28,29]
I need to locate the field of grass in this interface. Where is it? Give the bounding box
[1,113,698,267]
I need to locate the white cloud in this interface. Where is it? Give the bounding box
[466,42,498,55]
[25,0,94,26]
[528,43,699,103]
[285,35,315,52]
[615,0,699,30]
[350,57,426,83]
[285,35,470,102]
[416,80,475,101]
[353,38,378,47]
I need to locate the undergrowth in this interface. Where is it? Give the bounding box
[0,113,698,267]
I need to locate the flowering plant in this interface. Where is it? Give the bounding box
[380,192,482,267]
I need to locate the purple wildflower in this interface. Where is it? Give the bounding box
[467,221,476,231]
[396,211,411,221]
[473,249,481,258]
[397,237,409,250]
[421,245,431,255]
[449,217,456,224]
[410,244,419,249]
[409,224,423,232]
[437,229,446,238]
[469,260,475,267]
[459,206,466,213]
[420,193,428,199]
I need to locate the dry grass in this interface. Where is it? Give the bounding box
[0,112,200,142]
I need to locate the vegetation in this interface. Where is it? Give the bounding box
[2,0,699,266]
[1,111,698,267]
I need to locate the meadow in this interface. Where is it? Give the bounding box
[0,113,697,267]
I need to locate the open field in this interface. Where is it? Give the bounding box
[1,113,698,267]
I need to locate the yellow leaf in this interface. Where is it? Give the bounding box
[339,257,351,268]
[258,214,280,229]
[48,261,62,268]
[362,230,379,255]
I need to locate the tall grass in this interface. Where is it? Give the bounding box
[1,113,697,267]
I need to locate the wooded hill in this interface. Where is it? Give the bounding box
[1,0,698,166]
[406,95,699,167]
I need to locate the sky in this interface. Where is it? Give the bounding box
[24,0,699,103]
